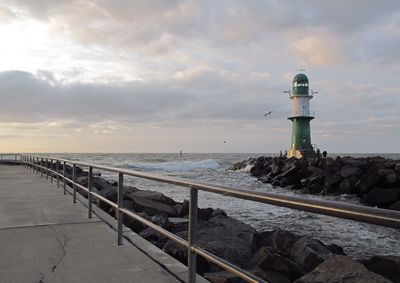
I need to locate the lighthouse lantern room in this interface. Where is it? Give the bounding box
[285,73,317,158]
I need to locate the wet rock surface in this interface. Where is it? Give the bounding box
[37,160,399,282]
[294,255,392,283]
[230,155,400,211]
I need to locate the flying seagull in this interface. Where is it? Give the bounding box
[264,111,273,117]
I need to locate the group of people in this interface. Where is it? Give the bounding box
[316,148,327,158]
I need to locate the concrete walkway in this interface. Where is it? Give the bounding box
[0,165,195,283]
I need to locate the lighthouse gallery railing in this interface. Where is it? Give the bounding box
[18,154,400,283]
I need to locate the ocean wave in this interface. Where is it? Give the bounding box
[116,159,221,172]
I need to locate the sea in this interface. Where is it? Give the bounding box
[45,152,400,259]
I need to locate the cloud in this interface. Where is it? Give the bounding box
[291,34,344,66]
[0,5,15,23]
[0,1,399,152]
[0,69,285,126]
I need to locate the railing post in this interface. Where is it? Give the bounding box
[88,166,93,218]
[50,159,53,183]
[73,164,77,203]
[14,154,16,161]
[46,158,49,180]
[188,186,198,283]
[35,157,39,174]
[117,172,124,245]
[41,158,43,178]
[63,161,66,195]
[56,161,60,188]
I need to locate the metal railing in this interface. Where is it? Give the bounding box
[0,153,20,162]
[19,154,400,283]
[287,110,315,119]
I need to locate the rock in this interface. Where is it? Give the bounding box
[205,267,292,283]
[203,271,243,283]
[307,184,323,194]
[294,255,391,283]
[356,165,382,192]
[168,217,189,225]
[251,267,291,283]
[177,199,189,217]
[138,227,167,246]
[286,184,302,190]
[271,158,284,175]
[395,163,400,172]
[280,175,301,187]
[128,190,175,205]
[123,215,147,233]
[271,180,282,187]
[125,190,178,216]
[361,255,400,283]
[128,197,178,216]
[307,166,322,176]
[164,215,256,272]
[250,247,305,281]
[363,187,399,207]
[377,169,398,185]
[389,201,400,211]
[341,158,368,168]
[325,243,345,255]
[339,166,362,178]
[255,229,300,257]
[212,208,227,218]
[384,173,398,185]
[324,172,343,188]
[290,237,333,272]
[336,176,358,194]
[325,158,342,172]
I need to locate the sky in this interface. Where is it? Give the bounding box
[0,0,399,153]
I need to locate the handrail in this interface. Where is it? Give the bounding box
[20,154,400,283]
[0,153,20,162]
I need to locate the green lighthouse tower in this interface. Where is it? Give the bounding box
[285,73,317,158]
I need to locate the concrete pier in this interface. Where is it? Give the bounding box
[0,165,204,283]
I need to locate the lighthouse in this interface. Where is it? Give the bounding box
[285,73,317,158]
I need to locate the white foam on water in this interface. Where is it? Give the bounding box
[119,159,221,172]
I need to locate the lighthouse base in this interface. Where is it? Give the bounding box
[287,148,316,159]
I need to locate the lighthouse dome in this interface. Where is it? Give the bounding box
[293,73,309,84]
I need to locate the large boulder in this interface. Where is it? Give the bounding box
[163,215,256,272]
[255,229,300,257]
[324,172,343,188]
[294,255,391,283]
[125,190,178,216]
[336,176,358,194]
[390,200,400,211]
[290,237,333,272]
[356,165,382,192]
[361,255,400,283]
[250,247,305,281]
[204,269,291,283]
[363,187,399,207]
[339,166,362,179]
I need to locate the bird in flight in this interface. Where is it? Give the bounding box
[264,111,273,117]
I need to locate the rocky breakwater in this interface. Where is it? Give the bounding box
[230,155,400,211]
[41,161,399,282]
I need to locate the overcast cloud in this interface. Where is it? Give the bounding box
[0,0,399,152]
